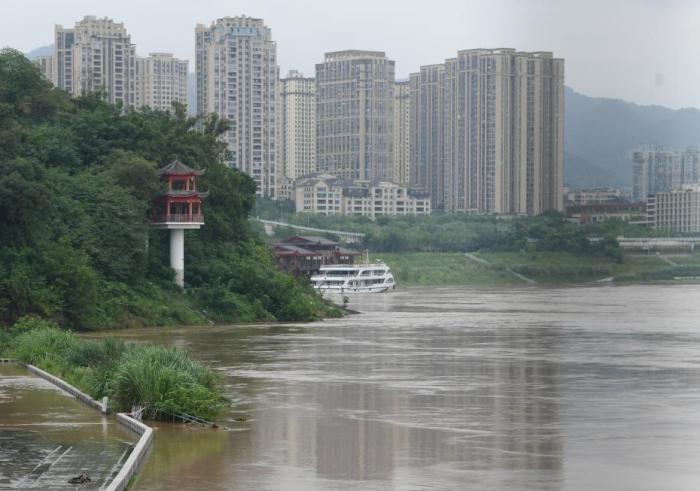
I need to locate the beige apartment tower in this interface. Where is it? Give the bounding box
[196,16,279,198]
[136,53,188,112]
[316,50,395,181]
[55,16,137,109]
[278,70,316,180]
[410,65,446,209]
[411,49,564,215]
[392,81,411,185]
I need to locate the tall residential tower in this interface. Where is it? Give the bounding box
[136,53,188,112]
[632,145,700,201]
[55,16,137,109]
[411,49,565,215]
[278,70,316,180]
[196,16,279,198]
[316,50,395,181]
[392,81,411,185]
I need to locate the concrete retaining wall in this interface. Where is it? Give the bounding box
[105,413,154,491]
[25,364,108,413]
[23,363,154,491]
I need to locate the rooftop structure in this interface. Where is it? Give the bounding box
[273,236,360,277]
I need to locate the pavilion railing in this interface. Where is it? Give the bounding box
[151,213,204,224]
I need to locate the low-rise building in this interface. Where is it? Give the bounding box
[567,202,646,225]
[294,174,431,218]
[294,174,343,215]
[273,236,360,276]
[647,186,700,233]
[342,181,431,218]
[565,187,630,205]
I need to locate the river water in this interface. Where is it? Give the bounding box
[0,365,134,489]
[107,285,700,491]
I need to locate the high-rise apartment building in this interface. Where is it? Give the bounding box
[316,50,395,181]
[278,70,316,180]
[392,81,410,185]
[632,145,700,202]
[55,16,137,108]
[410,65,446,209]
[411,49,564,215]
[196,16,279,198]
[135,53,188,112]
[34,55,55,84]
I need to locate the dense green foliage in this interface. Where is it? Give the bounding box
[255,199,624,260]
[0,49,338,329]
[4,318,223,420]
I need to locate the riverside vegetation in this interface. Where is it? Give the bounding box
[2,317,223,420]
[0,48,340,330]
[255,199,700,285]
[0,49,340,420]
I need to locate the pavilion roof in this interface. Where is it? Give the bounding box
[159,160,204,176]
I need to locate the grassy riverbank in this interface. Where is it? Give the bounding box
[1,318,224,421]
[375,251,700,286]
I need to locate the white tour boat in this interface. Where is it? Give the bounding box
[311,262,396,293]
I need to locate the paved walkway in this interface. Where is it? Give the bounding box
[0,365,133,490]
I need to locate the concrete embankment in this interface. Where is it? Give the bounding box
[16,362,154,490]
[25,363,108,413]
[105,414,154,491]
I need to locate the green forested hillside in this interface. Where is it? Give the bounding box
[0,48,338,330]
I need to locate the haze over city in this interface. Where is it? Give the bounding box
[4,2,700,490]
[3,0,700,109]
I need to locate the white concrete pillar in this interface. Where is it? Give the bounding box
[170,228,185,288]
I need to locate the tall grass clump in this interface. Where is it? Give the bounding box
[109,345,223,420]
[7,321,225,421]
[13,323,77,365]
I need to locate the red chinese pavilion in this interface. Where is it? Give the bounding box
[151,160,208,287]
[151,160,208,226]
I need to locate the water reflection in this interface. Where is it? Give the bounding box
[100,285,700,490]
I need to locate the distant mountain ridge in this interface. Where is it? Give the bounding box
[25,45,53,60]
[23,46,700,188]
[565,87,700,188]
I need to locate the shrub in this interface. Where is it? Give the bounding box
[108,344,224,420]
[7,324,224,421]
[13,325,77,365]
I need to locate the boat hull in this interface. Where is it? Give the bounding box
[313,285,393,294]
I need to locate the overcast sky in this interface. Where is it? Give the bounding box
[3,0,699,109]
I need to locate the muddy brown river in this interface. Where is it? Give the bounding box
[103,285,700,490]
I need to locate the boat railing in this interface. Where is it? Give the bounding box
[319,262,386,269]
